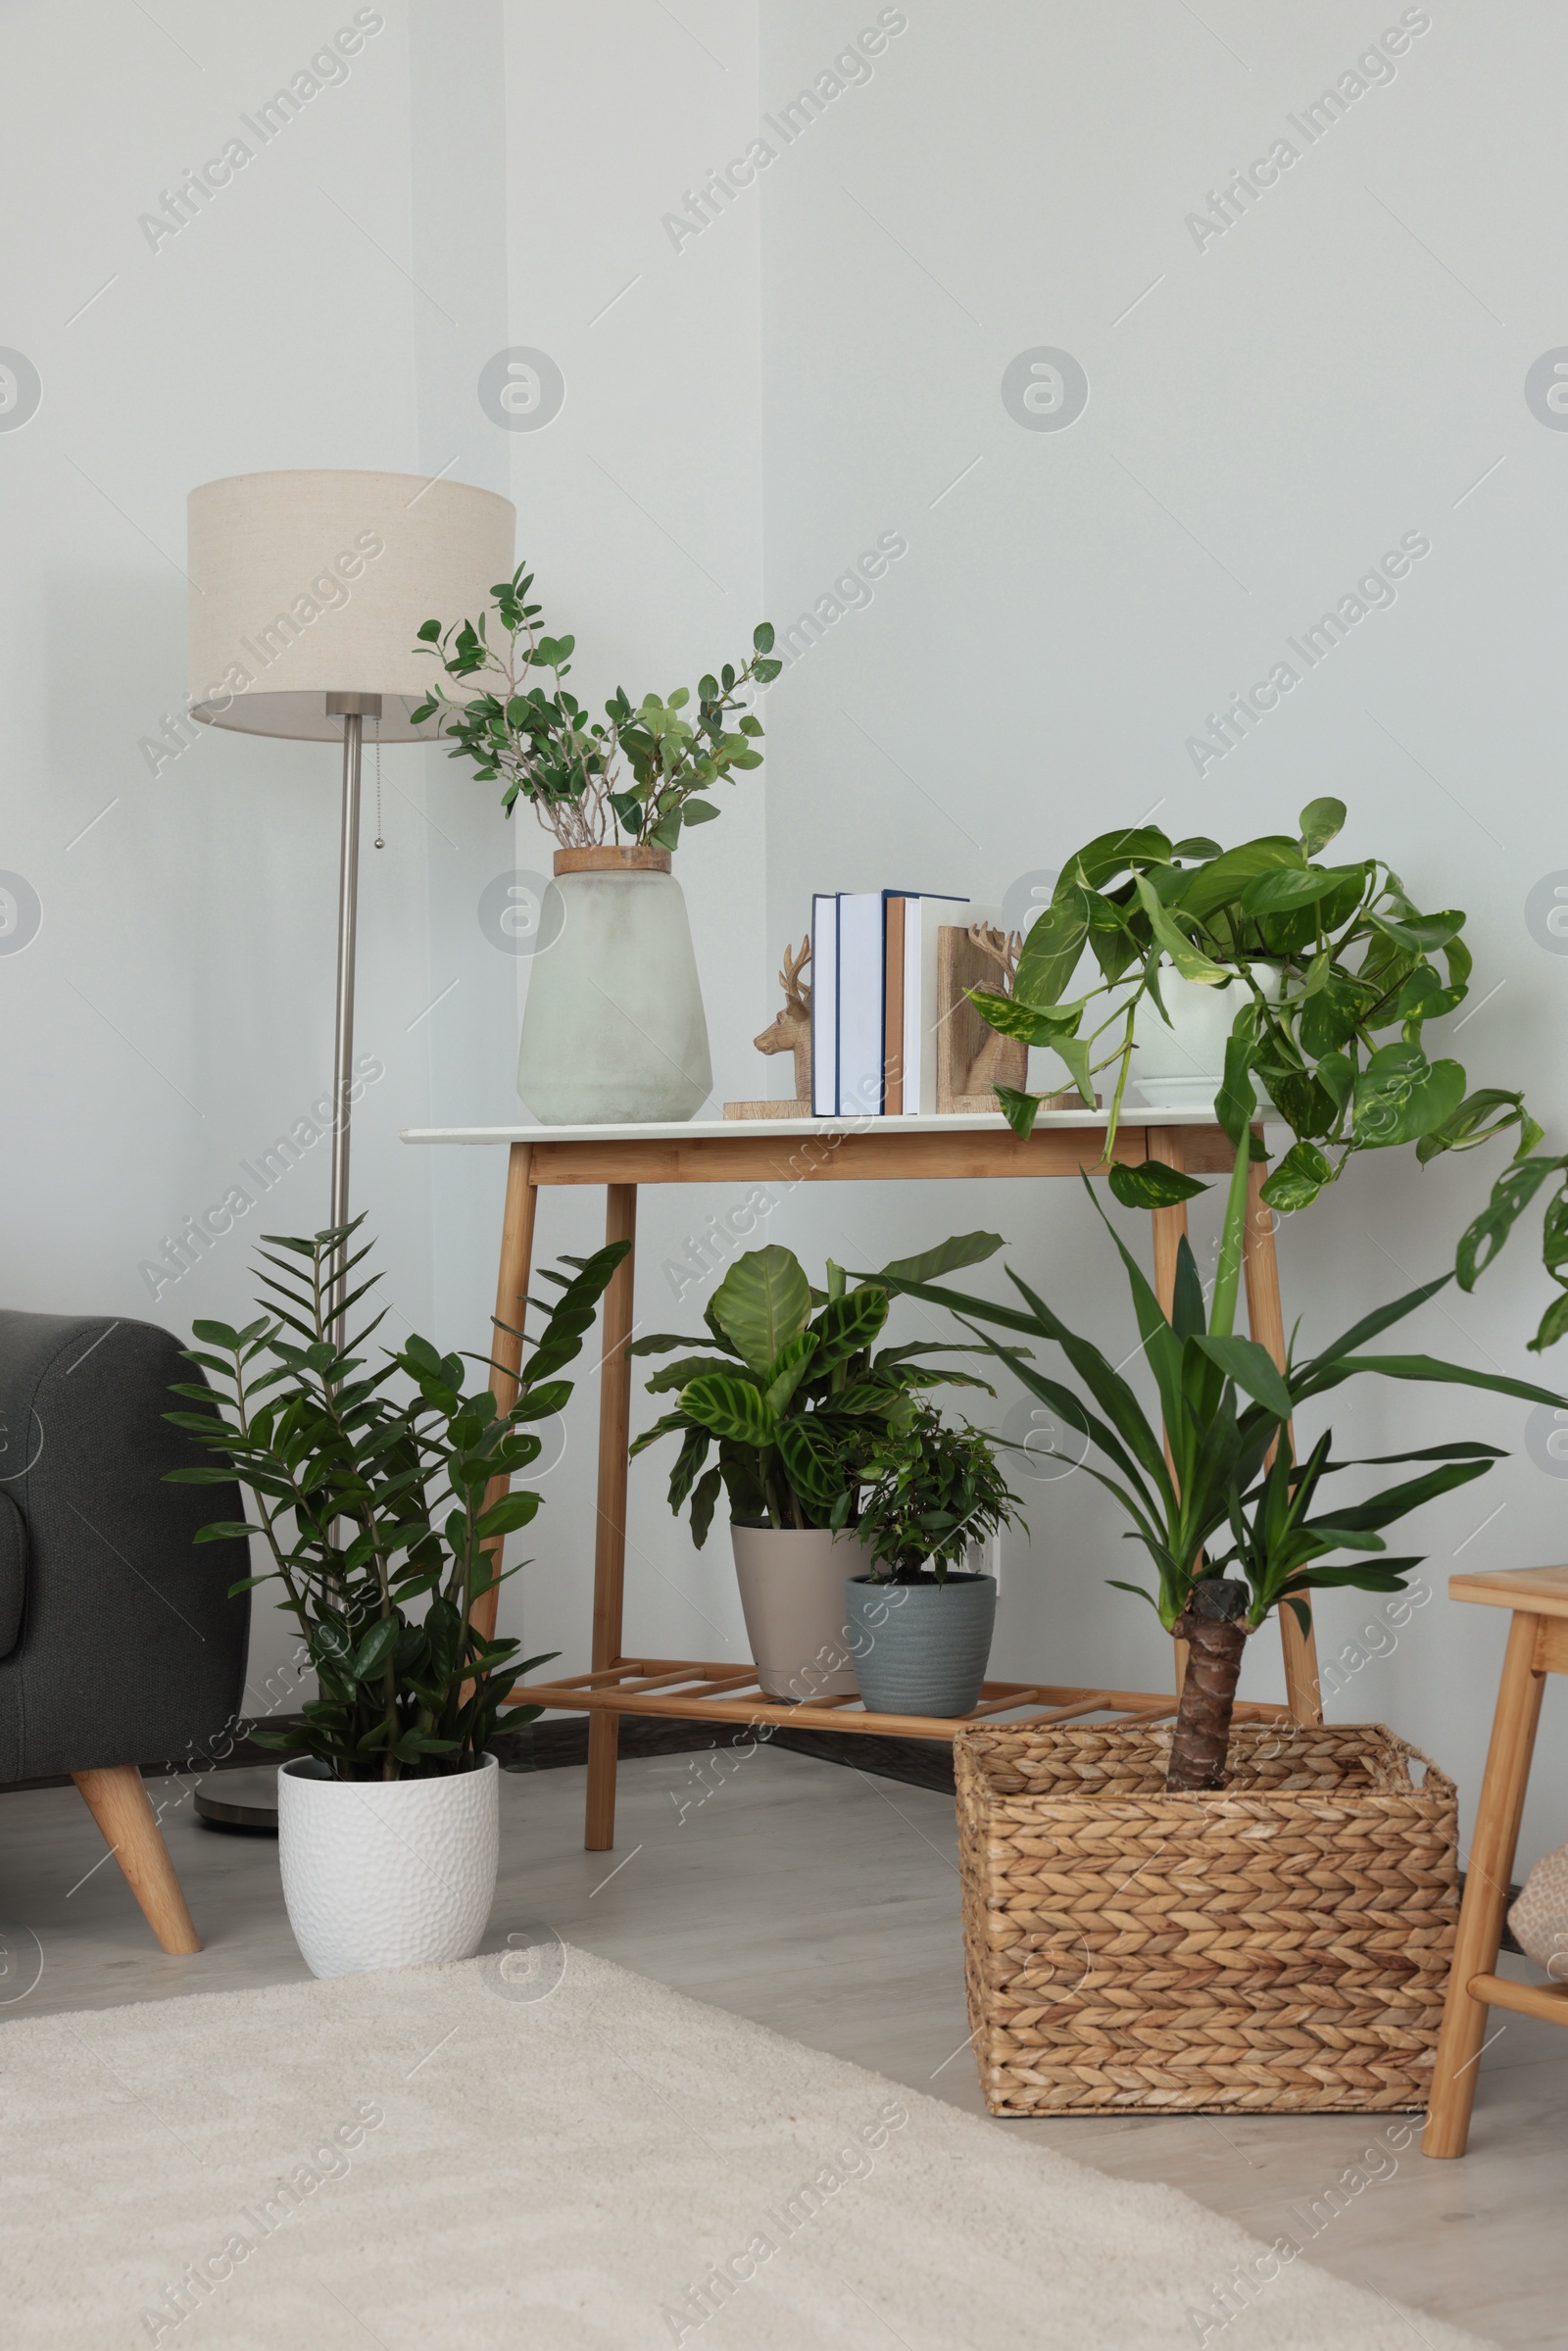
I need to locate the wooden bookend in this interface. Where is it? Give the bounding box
[724,1101,811,1120]
[936,926,1027,1112]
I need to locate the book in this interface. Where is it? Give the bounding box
[892,893,969,1114]
[836,892,886,1116]
[883,896,907,1114]
[809,894,839,1115]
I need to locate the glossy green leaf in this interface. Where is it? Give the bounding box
[1298,798,1348,856]
[710,1246,812,1374]
[1106,1160,1210,1210]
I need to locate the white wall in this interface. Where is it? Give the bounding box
[5,0,1567,1866]
[754,0,1568,1864]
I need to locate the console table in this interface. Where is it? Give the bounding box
[400,1110,1320,1848]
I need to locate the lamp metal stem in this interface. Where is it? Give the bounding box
[328,710,364,1349]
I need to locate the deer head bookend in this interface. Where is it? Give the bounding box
[754,937,812,1103]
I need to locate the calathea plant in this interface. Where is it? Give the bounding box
[629,1237,1004,1542]
[165,1218,625,1782]
[870,1073,1564,1789]
[968,802,1568,1323]
[854,1404,1021,1585]
[412,560,782,852]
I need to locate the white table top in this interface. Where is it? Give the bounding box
[399,1105,1226,1146]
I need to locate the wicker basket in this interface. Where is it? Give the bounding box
[955,1720,1456,2116]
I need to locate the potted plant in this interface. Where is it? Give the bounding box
[874,1075,1566,1788]
[874,1102,1568,2114]
[846,1405,1021,1717]
[629,1236,1001,1702]
[967,802,1568,1308]
[166,1218,624,1978]
[412,562,783,1123]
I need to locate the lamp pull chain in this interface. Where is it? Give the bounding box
[372,715,385,849]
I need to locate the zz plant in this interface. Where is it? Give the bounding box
[629,1236,1004,1543]
[971,800,1568,1342]
[412,559,783,852]
[166,1218,625,1782]
[872,1075,1565,1789]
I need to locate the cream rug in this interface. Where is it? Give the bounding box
[0,1946,1491,2351]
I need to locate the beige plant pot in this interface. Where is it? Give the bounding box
[730,1522,858,1701]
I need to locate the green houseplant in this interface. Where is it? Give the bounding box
[871,1089,1565,1788]
[629,1235,1002,1701]
[412,560,782,854]
[968,801,1568,1341]
[412,559,787,1125]
[166,1218,623,1976]
[846,1405,1022,1718]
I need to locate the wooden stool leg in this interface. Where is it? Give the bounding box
[73,1766,200,1955]
[1423,1608,1546,2158]
[586,1184,637,1852]
[1242,1154,1322,1724]
[473,1141,538,1645]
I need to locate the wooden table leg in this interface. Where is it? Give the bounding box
[1424,1608,1546,2157]
[586,1184,637,1852]
[1148,1128,1193,1701]
[1242,1153,1322,1725]
[472,1142,537,1646]
[73,1766,200,1955]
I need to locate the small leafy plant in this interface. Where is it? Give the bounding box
[873,1075,1565,1789]
[968,802,1568,1336]
[629,1236,1004,1543]
[412,560,783,852]
[854,1405,1021,1585]
[165,1219,625,1782]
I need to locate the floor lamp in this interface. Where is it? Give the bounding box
[186,470,515,1338]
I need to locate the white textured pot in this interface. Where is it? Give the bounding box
[1131,963,1281,1110]
[515,846,712,1124]
[730,1522,859,1701]
[277,1753,499,1980]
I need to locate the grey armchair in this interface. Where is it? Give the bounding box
[0,1309,251,1951]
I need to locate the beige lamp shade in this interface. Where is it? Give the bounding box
[187,469,515,742]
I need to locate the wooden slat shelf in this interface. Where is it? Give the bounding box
[508,1657,1294,1747]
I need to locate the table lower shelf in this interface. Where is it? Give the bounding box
[507,1656,1295,1745]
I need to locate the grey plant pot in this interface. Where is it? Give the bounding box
[845,1572,998,1719]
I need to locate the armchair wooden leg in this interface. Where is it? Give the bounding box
[73,1766,201,1955]
[1423,1609,1544,2157]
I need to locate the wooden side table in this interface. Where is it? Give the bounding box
[401,1109,1322,1848]
[1424,1564,1568,2157]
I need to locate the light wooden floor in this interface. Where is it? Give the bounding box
[2,1746,1559,2348]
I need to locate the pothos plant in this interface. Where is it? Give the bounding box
[870,1072,1566,1789]
[628,1236,1004,1543]
[164,1218,625,1782]
[969,800,1568,1342]
[412,559,783,852]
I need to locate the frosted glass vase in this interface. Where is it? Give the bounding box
[515,847,712,1124]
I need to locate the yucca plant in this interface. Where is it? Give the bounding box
[165,1218,625,1781]
[872,1087,1565,1788]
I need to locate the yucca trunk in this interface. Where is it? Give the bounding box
[1167,1580,1250,1790]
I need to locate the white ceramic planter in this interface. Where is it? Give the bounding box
[277,1753,499,1979]
[515,846,711,1124]
[1131,964,1281,1110]
[730,1522,859,1701]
